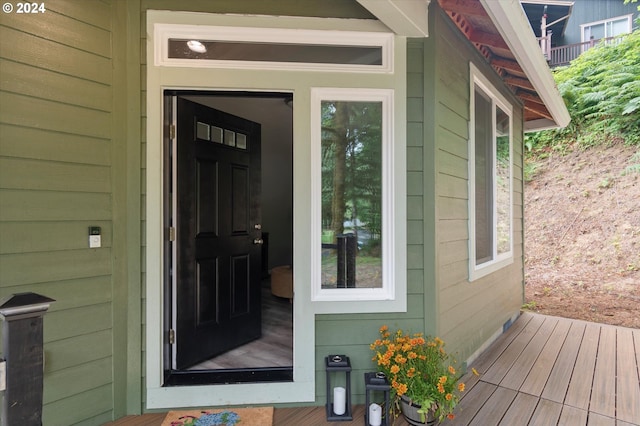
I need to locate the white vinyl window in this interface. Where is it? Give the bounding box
[468,64,513,281]
[581,15,633,42]
[311,88,398,303]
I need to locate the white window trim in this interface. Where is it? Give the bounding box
[468,63,514,282]
[310,88,396,303]
[580,14,633,42]
[154,23,394,73]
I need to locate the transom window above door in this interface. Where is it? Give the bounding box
[155,24,394,73]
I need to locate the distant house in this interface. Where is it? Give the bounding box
[0,0,569,424]
[521,0,639,66]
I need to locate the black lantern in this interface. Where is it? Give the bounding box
[325,355,353,421]
[364,372,391,426]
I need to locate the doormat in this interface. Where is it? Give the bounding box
[161,407,273,426]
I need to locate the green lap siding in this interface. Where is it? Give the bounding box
[0,1,120,424]
[432,8,525,363]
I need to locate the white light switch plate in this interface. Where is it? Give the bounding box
[89,235,101,248]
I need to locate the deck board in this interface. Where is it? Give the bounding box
[498,392,539,425]
[558,405,588,426]
[529,398,563,425]
[481,314,544,385]
[617,328,640,423]
[565,323,601,410]
[520,318,571,396]
[590,326,617,417]
[541,321,586,403]
[500,317,557,391]
[104,313,640,426]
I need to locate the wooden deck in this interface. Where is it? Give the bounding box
[105,312,640,426]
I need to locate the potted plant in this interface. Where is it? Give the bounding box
[370,325,465,424]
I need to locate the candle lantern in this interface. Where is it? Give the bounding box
[325,354,353,421]
[364,372,391,426]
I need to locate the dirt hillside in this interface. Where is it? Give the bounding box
[524,143,640,329]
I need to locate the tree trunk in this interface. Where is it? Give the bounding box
[331,102,349,241]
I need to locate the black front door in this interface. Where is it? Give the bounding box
[174,97,262,369]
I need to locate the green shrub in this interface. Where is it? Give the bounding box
[526,29,640,153]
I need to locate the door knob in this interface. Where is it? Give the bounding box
[254,224,262,230]
[253,238,264,245]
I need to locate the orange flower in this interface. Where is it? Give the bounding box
[407,367,416,378]
[448,365,456,375]
[397,383,408,396]
[438,376,448,385]
[379,325,388,333]
[390,364,400,374]
[458,382,466,392]
[447,414,455,420]
[408,351,418,360]
[445,393,453,401]
[437,383,445,393]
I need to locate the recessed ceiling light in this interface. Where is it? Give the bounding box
[187,40,206,53]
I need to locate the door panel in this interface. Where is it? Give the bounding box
[196,159,219,235]
[175,97,262,369]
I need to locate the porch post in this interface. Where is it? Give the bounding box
[0,293,55,426]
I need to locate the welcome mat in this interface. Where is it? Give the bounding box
[161,407,273,426]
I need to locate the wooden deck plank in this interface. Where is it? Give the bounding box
[541,321,586,403]
[500,317,558,391]
[616,328,640,424]
[520,318,571,396]
[451,381,497,425]
[558,405,588,426]
[528,398,563,426]
[565,323,601,410]
[497,391,538,425]
[590,326,617,418]
[467,386,517,426]
[616,420,639,426]
[587,412,617,426]
[470,312,534,375]
[481,314,545,385]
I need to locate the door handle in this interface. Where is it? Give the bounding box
[253,238,264,245]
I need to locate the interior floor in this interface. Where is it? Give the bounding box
[188,279,293,370]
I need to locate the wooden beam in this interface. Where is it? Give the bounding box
[468,28,509,51]
[491,57,523,74]
[517,91,545,105]
[504,76,535,91]
[524,100,553,120]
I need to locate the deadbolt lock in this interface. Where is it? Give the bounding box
[253,238,264,245]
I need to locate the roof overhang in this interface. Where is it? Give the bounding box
[356,0,431,37]
[358,0,570,131]
[438,0,570,131]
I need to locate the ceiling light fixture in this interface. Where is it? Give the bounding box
[187,40,207,53]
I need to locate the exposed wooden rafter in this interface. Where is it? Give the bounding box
[436,0,553,124]
[491,57,523,75]
[517,90,545,105]
[524,100,553,121]
[468,28,509,51]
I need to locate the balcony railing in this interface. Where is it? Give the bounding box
[540,35,626,68]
